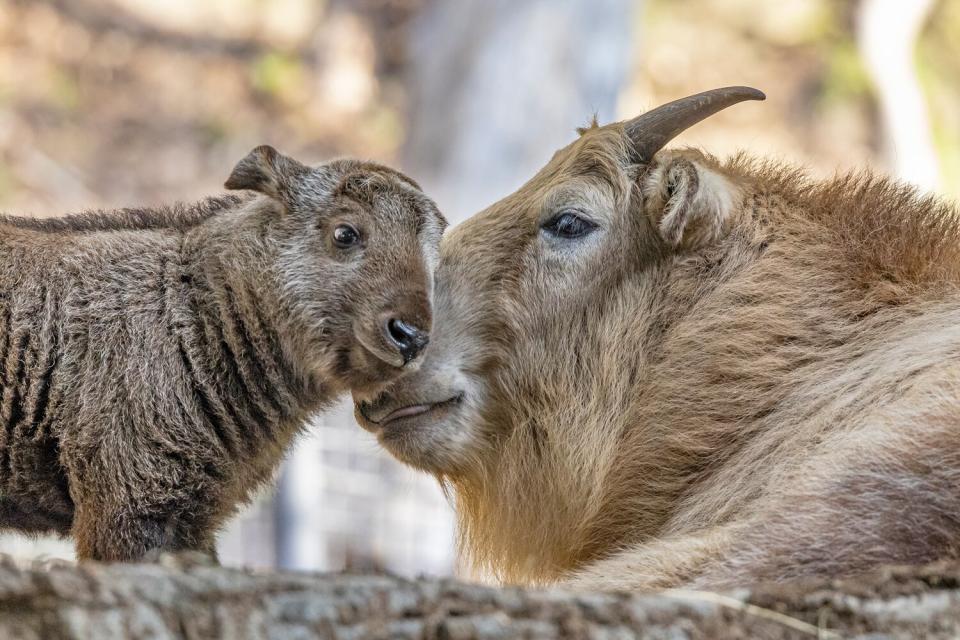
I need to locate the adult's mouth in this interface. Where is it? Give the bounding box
[357,392,464,430]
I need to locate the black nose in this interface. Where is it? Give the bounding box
[385,318,429,364]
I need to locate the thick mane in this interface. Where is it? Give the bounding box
[730,154,960,288]
[449,152,960,585]
[0,194,251,234]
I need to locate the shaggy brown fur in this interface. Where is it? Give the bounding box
[0,146,445,561]
[355,102,960,590]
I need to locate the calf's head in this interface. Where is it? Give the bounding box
[226,146,446,394]
[354,88,764,580]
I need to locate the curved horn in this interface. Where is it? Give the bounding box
[626,86,765,163]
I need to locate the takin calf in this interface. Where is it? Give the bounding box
[356,87,960,590]
[0,146,445,561]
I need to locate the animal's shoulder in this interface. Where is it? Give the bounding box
[727,155,960,287]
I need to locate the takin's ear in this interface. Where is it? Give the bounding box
[642,153,740,250]
[224,145,308,204]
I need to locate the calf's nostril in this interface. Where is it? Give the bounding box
[388,318,414,344]
[385,318,429,363]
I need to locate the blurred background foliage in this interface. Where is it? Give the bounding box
[0,0,956,574]
[2,0,957,216]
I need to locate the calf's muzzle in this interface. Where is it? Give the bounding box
[385,317,429,364]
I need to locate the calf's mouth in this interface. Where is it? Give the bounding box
[353,327,406,369]
[340,328,412,396]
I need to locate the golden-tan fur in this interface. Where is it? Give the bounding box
[356,117,960,590]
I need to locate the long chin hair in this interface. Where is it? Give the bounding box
[449,327,646,585]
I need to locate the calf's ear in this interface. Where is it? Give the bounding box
[225,145,308,205]
[642,153,739,250]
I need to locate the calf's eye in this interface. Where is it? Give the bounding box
[541,211,597,239]
[333,224,361,248]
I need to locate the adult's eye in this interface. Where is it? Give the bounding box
[541,211,597,239]
[333,224,361,248]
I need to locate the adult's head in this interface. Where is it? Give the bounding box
[355,88,771,580]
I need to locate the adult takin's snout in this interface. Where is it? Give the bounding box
[0,144,445,561]
[357,86,960,592]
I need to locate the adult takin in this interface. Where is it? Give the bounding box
[356,87,960,590]
[0,145,445,561]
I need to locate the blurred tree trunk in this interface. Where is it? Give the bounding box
[857,0,939,191]
[402,0,637,223]
[4,558,960,638]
